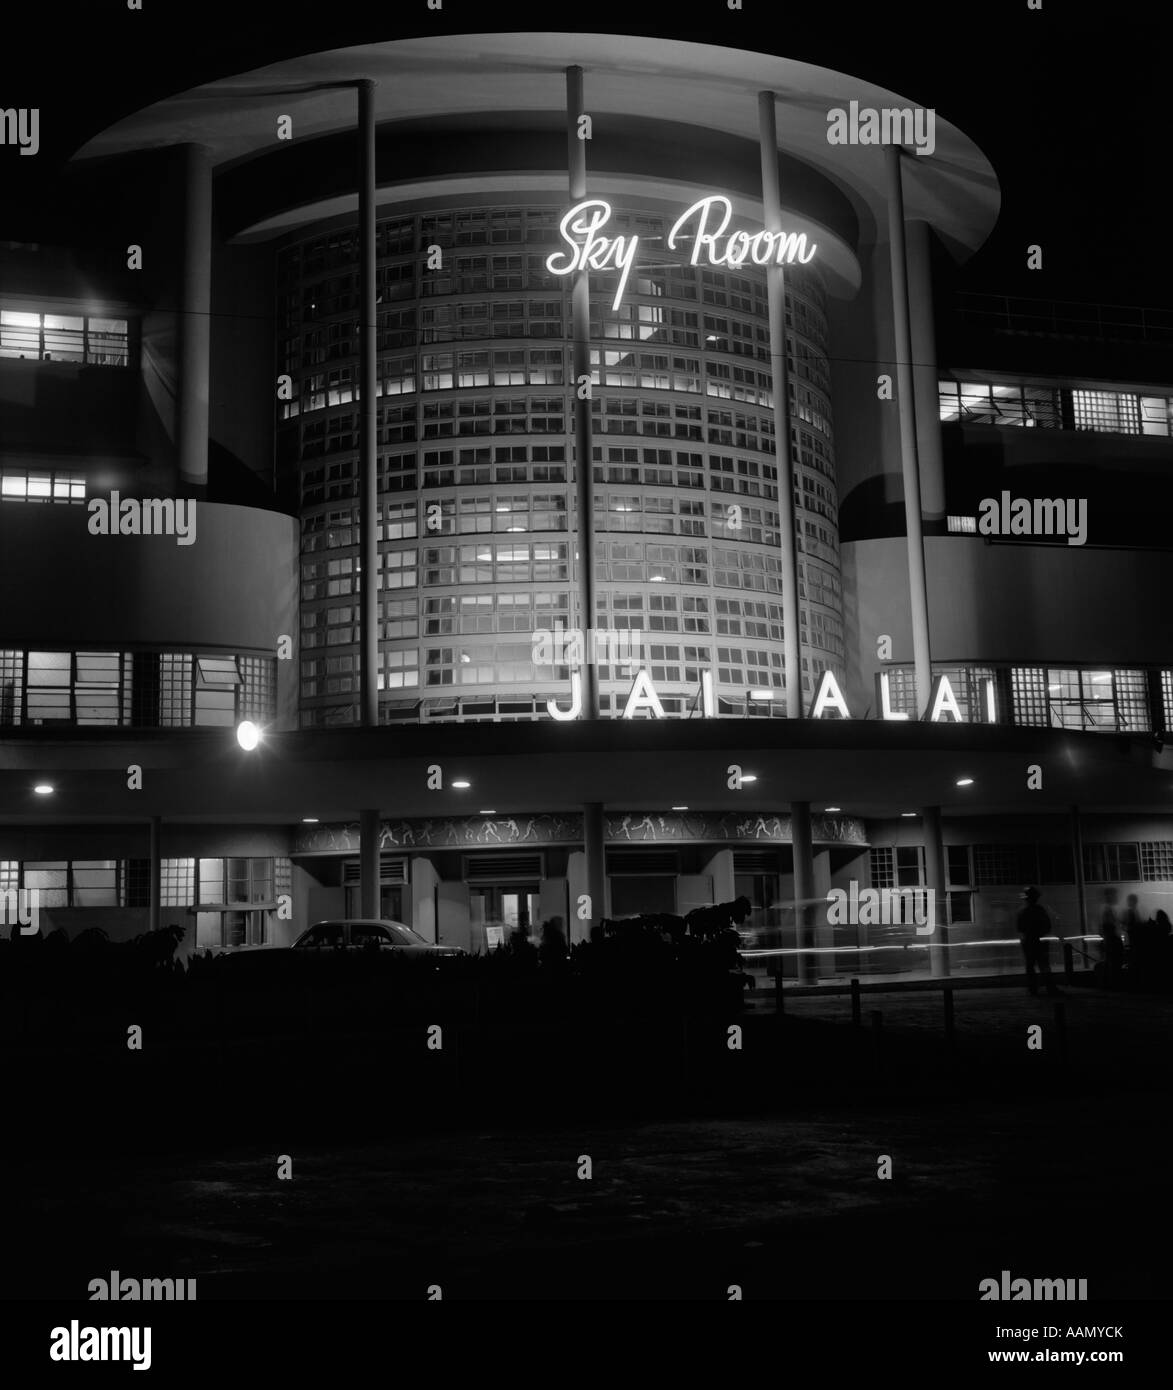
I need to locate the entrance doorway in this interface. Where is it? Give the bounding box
[469,885,540,950]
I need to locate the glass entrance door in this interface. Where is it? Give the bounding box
[469,885,540,950]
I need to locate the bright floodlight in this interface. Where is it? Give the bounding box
[34,783,54,795]
[236,721,261,751]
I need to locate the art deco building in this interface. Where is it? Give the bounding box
[1,32,1171,981]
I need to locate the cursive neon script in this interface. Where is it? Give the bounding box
[546,196,818,311]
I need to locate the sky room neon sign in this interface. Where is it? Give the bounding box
[547,669,998,722]
[546,196,819,312]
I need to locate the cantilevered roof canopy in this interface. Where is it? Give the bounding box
[74,32,1000,265]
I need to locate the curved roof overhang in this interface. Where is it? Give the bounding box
[74,32,1000,285]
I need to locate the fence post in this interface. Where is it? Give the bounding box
[1062,941,1075,981]
[850,976,862,1027]
[943,986,955,1047]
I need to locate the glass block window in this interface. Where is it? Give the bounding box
[161,859,196,907]
[0,649,22,724]
[1140,843,1173,881]
[159,654,194,727]
[239,656,275,722]
[1011,667,1049,727]
[1072,389,1140,434]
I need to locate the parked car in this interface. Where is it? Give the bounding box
[293,919,463,956]
[216,919,464,971]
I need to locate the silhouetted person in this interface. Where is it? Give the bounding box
[506,923,538,973]
[1016,886,1060,996]
[538,917,568,971]
[1100,887,1124,985]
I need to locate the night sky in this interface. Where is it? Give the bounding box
[2,1,1168,307]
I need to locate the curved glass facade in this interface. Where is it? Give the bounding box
[276,200,843,726]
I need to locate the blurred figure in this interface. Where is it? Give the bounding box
[1122,893,1143,946]
[506,922,539,973]
[538,916,569,972]
[1016,886,1060,997]
[1099,887,1124,985]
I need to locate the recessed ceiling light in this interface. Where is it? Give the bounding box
[302,817,319,823]
[672,804,688,811]
[901,811,917,818]
[452,780,471,789]
[956,777,974,787]
[479,809,497,815]
[741,774,758,783]
[34,783,54,795]
[825,805,841,813]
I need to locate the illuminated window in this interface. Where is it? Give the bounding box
[0,308,129,365]
[1072,389,1140,434]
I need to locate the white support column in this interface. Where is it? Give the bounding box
[885,147,933,716]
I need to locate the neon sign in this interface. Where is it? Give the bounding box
[546,196,818,312]
[547,669,997,723]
